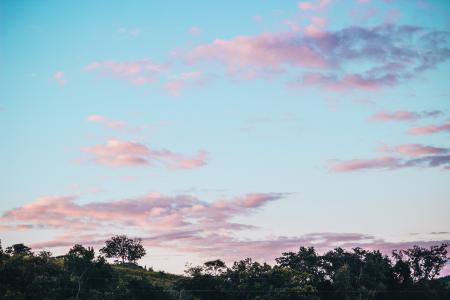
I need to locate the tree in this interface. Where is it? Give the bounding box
[396,243,448,282]
[276,246,325,285]
[100,235,146,264]
[204,259,227,276]
[5,243,33,256]
[64,244,95,299]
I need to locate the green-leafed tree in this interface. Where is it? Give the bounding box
[100,235,146,264]
[64,244,96,299]
[5,243,32,256]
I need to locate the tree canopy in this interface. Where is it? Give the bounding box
[100,235,146,264]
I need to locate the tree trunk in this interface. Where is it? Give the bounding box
[76,271,86,299]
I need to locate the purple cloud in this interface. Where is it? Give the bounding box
[188,24,450,90]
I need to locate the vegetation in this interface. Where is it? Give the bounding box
[0,236,448,299]
[100,235,146,264]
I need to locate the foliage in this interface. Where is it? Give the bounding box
[179,243,449,300]
[100,235,146,264]
[5,243,32,256]
[0,238,173,300]
[0,238,448,300]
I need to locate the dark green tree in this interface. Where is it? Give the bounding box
[64,244,95,298]
[401,244,448,282]
[100,235,146,264]
[276,246,325,286]
[204,259,227,276]
[5,243,32,256]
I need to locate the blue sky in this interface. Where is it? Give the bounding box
[1,0,450,273]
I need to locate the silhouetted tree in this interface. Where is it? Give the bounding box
[276,246,325,286]
[100,235,146,264]
[64,244,95,298]
[401,244,448,282]
[5,243,32,256]
[204,259,227,276]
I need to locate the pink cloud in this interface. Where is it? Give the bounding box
[297,0,332,11]
[370,111,420,122]
[376,144,449,157]
[188,26,201,35]
[408,122,450,135]
[331,156,401,172]
[151,149,208,169]
[1,192,285,238]
[188,32,330,70]
[163,71,208,97]
[293,72,397,91]
[187,24,450,90]
[87,115,130,131]
[84,60,168,85]
[370,110,443,122]
[304,16,328,38]
[330,147,450,172]
[52,71,66,86]
[83,139,150,167]
[82,138,208,169]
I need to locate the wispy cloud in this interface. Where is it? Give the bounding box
[82,138,208,169]
[188,24,450,90]
[330,143,450,172]
[52,71,66,86]
[376,144,449,157]
[408,121,450,135]
[87,114,165,133]
[297,0,332,11]
[331,156,401,172]
[85,60,168,85]
[163,71,209,97]
[87,115,131,132]
[369,110,442,122]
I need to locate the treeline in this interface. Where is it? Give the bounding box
[0,236,449,300]
[179,245,449,300]
[0,236,175,300]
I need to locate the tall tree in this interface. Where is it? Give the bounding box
[64,244,95,299]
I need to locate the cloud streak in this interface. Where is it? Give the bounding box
[82,138,208,169]
[87,115,131,132]
[369,110,442,122]
[376,144,449,157]
[331,144,450,172]
[408,121,450,135]
[85,60,168,85]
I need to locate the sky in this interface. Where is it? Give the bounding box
[1,0,450,274]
